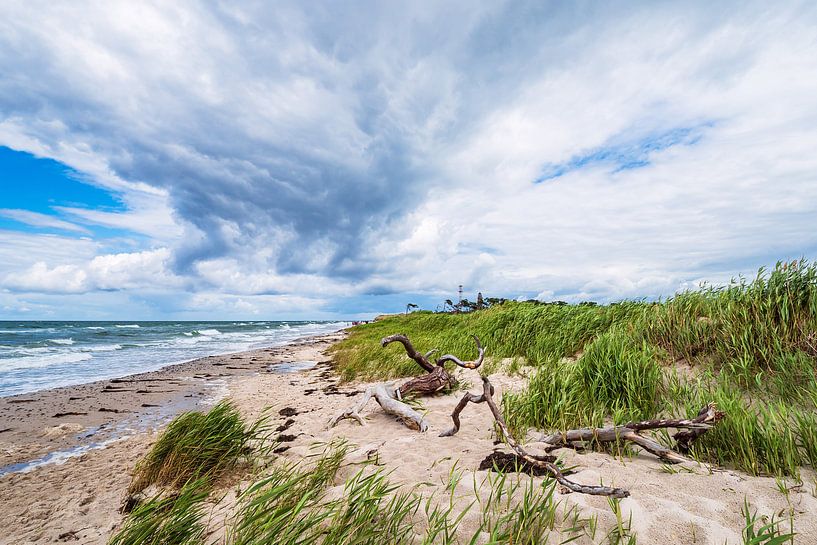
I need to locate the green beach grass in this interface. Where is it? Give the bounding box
[109,479,209,545]
[228,441,602,544]
[129,400,271,494]
[331,260,817,478]
[112,261,814,544]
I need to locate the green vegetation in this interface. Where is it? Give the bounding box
[109,480,208,545]
[229,441,603,544]
[332,260,817,477]
[111,262,816,542]
[111,438,804,545]
[740,498,795,544]
[129,400,270,494]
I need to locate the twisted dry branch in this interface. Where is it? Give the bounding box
[328,383,428,431]
[437,335,485,369]
[380,334,435,372]
[467,377,630,498]
[442,376,725,497]
[330,334,484,431]
[538,403,725,463]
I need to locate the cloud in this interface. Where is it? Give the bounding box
[1,1,817,318]
[3,248,181,293]
[0,208,91,234]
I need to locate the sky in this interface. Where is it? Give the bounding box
[1,1,817,320]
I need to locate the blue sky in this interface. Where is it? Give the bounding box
[1,1,817,320]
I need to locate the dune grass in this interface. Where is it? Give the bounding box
[109,479,208,545]
[228,441,614,544]
[129,400,271,494]
[332,260,817,478]
[740,497,796,544]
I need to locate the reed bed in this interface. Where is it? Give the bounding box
[333,260,817,478]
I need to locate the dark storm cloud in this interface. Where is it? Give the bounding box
[0,1,503,278]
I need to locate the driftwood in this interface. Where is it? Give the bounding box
[444,377,631,498]
[328,383,429,431]
[537,403,725,463]
[442,375,725,497]
[329,334,484,430]
[331,333,725,498]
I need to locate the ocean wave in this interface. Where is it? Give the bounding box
[0,352,93,372]
[85,326,105,330]
[81,343,123,352]
[194,329,222,336]
[47,338,75,345]
[115,324,140,328]
[14,347,51,355]
[1,321,345,397]
[0,328,57,333]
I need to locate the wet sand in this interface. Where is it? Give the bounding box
[0,334,340,471]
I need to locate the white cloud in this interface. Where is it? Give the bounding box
[4,262,89,293]
[0,208,90,234]
[3,248,181,294]
[1,1,816,317]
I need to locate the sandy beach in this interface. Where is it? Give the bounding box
[1,331,816,544]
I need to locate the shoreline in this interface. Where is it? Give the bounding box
[0,330,349,544]
[0,330,345,471]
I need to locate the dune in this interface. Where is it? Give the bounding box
[0,331,815,544]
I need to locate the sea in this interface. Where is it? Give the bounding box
[0,320,346,398]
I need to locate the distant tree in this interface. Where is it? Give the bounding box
[405,303,419,314]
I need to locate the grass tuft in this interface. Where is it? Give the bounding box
[109,479,208,545]
[130,400,270,494]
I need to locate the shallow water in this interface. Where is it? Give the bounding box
[0,353,328,476]
[0,320,344,397]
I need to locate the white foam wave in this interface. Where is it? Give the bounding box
[0,352,93,371]
[85,326,105,330]
[1,321,346,397]
[81,343,123,352]
[47,338,75,345]
[0,328,56,333]
[115,324,140,328]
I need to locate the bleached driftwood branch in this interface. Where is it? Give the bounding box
[329,334,484,431]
